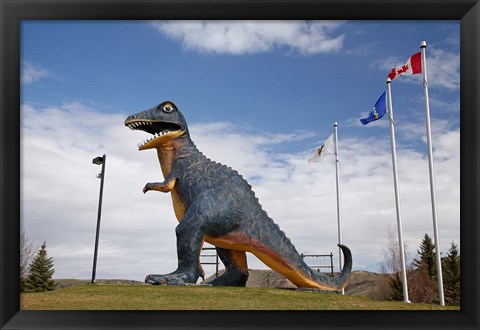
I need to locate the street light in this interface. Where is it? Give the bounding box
[91,154,106,284]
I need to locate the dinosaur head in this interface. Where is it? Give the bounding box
[125,101,188,150]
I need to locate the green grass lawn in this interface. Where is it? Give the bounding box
[21,284,460,310]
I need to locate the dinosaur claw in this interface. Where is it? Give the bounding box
[145,274,168,285]
[144,275,155,284]
[143,184,150,194]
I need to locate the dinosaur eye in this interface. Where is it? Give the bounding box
[162,104,174,113]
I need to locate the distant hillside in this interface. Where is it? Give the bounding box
[202,269,387,298]
[344,270,387,297]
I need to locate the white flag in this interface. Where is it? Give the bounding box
[308,133,334,163]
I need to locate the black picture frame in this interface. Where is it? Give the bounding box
[1,0,478,329]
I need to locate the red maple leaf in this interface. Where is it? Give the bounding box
[388,68,397,80]
[397,64,409,75]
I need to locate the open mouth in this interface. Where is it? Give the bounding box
[125,120,184,149]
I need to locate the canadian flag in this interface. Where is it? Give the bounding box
[388,52,422,80]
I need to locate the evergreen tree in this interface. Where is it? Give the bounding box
[20,277,29,293]
[443,241,460,305]
[25,242,57,292]
[388,272,404,301]
[412,234,436,279]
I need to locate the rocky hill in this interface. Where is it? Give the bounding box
[202,269,386,298]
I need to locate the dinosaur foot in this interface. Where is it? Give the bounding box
[208,270,248,287]
[145,271,197,285]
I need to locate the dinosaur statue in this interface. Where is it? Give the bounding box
[125,101,352,290]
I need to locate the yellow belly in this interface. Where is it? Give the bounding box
[171,189,186,222]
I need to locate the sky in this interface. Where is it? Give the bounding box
[20,20,460,282]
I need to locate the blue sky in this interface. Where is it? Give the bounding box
[20,20,459,282]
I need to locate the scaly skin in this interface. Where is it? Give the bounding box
[125,101,352,290]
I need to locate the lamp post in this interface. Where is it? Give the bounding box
[91,154,106,284]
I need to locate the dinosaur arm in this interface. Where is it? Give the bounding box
[143,176,177,193]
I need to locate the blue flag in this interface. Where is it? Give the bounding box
[360,91,387,125]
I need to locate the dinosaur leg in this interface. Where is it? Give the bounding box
[145,210,205,285]
[208,248,249,287]
[198,241,206,281]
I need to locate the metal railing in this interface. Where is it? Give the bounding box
[200,246,219,278]
[301,252,334,276]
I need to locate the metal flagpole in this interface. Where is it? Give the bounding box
[333,122,344,295]
[420,40,445,306]
[386,78,410,303]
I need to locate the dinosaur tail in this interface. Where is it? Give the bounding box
[251,219,353,291]
[296,243,352,291]
[318,244,352,290]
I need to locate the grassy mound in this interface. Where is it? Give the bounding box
[21,284,458,310]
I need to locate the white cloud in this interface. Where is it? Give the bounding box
[397,117,456,145]
[374,55,403,73]
[429,95,460,113]
[21,102,459,281]
[427,47,460,91]
[21,61,50,84]
[151,21,346,55]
